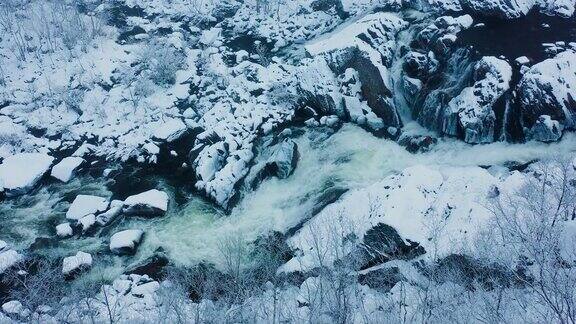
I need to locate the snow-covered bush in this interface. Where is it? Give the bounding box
[63,88,86,115]
[139,41,186,87]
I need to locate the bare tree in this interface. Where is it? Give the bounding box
[2,257,66,315]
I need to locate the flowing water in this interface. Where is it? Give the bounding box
[3,124,575,279]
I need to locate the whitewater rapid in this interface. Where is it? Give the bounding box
[2,123,575,277]
[135,124,576,268]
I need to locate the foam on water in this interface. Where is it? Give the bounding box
[133,124,576,268]
[1,124,575,272]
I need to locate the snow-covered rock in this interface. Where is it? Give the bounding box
[415,15,474,55]
[443,56,512,143]
[1,300,30,320]
[96,201,123,226]
[62,251,93,277]
[0,153,54,196]
[79,214,97,233]
[457,0,575,18]
[306,12,408,132]
[460,0,534,18]
[0,241,22,275]
[528,115,564,142]
[66,195,109,220]
[152,118,187,142]
[281,165,502,272]
[518,51,576,136]
[110,229,144,255]
[50,157,85,182]
[266,139,299,179]
[130,281,160,297]
[56,223,74,238]
[123,189,169,216]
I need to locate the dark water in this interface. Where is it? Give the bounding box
[458,12,576,63]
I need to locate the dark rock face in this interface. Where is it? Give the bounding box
[124,250,169,280]
[248,139,299,190]
[261,140,299,180]
[432,254,516,289]
[528,115,563,142]
[518,51,576,135]
[356,223,425,270]
[398,134,438,153]
[358,266,405,292]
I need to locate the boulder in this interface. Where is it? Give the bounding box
[398,134,437,153]
[110,230,144,255]
[79,214,97,234]
[264,140,299,180]
[123,189,169,217]
[248,139,299,189]
[528,115,563,142]
[0,241,22,275]
[124,249,169,280]
[404,51,439,78]
[130,281,160,298]
[1,300,30,321]
[442,56,512,143]
[66,195,109,221]
[518,51,576,132]
[62,251,93,278]
[0,153,54,196]
[50,156,85,182]
[95,201,123,226]
[56,223,73,238]
[152,118,187,142]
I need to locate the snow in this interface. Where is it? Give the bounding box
[50,157,85,182]
[123,189,169,214]
[152,118,187,142]
[110,229,145,255]
[305,12,407,56]
[515,56,530,65]
[443,56,512,143]
[56,223,73,238]
[130,281,160,297]
[79,214,97,233]
[281,165,502,272]
[1,301,30,320]
[0,241,22,274]
[62,251,93,276]
[65,195,109,221]
[518,51,576,131]
[0,153,54,195]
